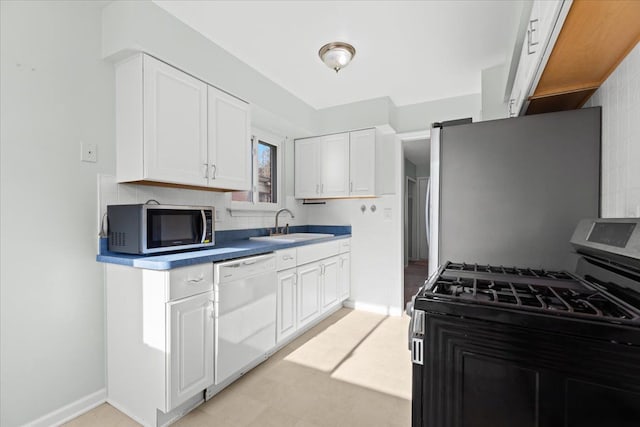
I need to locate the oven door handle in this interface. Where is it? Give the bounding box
[200,210,207,244]
[407,300,415,351]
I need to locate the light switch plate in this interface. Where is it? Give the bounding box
[81,142,97,163]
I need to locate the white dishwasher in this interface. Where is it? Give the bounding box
[213,253,277,385]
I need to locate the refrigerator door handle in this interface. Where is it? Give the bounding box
[425,177,430,247]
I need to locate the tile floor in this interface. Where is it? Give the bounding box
[64,308,412,427]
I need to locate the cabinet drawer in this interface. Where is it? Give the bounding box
[339,239,351,254]
[276,249,297,271]
[169,264,214,301]
[297,241,340,265]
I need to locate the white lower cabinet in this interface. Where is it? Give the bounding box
[339,253,351,300]
[321,256,340,312]
[276,268,298,343]
[167,291,214,410]
[297,261,323,329]
[106,263,215,427]
[275,240,351,345]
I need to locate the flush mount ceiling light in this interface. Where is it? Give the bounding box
[318,42,356,73]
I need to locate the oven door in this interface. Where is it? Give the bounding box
[143,206,208,253]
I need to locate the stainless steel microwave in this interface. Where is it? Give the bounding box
[107,204,214,254]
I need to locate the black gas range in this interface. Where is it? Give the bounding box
[408,218,640,427]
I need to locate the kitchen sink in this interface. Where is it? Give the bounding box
[250,233,334,243]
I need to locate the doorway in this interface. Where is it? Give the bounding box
[401,133,431,306]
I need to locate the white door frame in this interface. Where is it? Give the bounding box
[397,129,431,306]
[404,176,418,265]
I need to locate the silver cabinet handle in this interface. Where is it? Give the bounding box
[527,18,539,55]
[508,99,515,117]
[282,255,294,260]
[350,182,353,192]
[316,184,319,194]
[187,276,204,283]
[203,163,209,179]
[210,164,217,179]
[243,259,257,265]
[321,183,324,193]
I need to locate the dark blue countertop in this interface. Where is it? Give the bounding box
[96,225,351,270]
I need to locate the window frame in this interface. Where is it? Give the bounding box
[230,128,283,212]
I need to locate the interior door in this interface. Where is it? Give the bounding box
[167,291,214,410]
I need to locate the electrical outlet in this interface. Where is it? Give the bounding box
[81,142,97,163]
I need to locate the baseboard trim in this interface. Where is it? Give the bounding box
[26,388,106,427]
[343,300,403,317]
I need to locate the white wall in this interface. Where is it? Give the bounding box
[306,131,404,316]
[315,93,482,135]
[102,0,317,138]
[394,93,482,132]
[315,97,395,134]
[98,176,308,233]
[481,63,509,120]
[584,42,640,218]
[0,2,113,426]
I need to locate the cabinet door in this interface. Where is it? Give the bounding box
[349,129,376,196]
[320,133,350,197]
[276,268,297,344]
[167,291,214,410]
[297,262,322,328]
[339,253,351,300]
[143,55,208,186]
[321,256,340,312]
[208,86,251,190]
[295,137,321,198]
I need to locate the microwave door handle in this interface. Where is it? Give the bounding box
[200,210,206,244]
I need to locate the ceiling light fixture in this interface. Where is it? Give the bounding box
[318,42,356,73]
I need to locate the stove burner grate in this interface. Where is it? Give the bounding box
[445,262,574,280]
[429,275,639,321]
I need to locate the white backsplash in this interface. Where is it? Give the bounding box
[97,175,307,236]
[584,42,640,218]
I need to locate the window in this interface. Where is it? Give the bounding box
[231,130,283,210]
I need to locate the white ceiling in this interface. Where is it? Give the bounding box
[154,1,524,110]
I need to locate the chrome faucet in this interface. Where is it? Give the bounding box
[273,208,295,235]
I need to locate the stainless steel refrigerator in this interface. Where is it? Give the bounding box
[427,107,601,276]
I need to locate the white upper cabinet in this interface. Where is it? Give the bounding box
[320,133,350,197]
[294,128,377,199]
[207,86,251,191]
[349,129,376,196]
[116,54,250,190]
[143,56,208,186]
[509,0,566,116]
[294,137,321,198]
